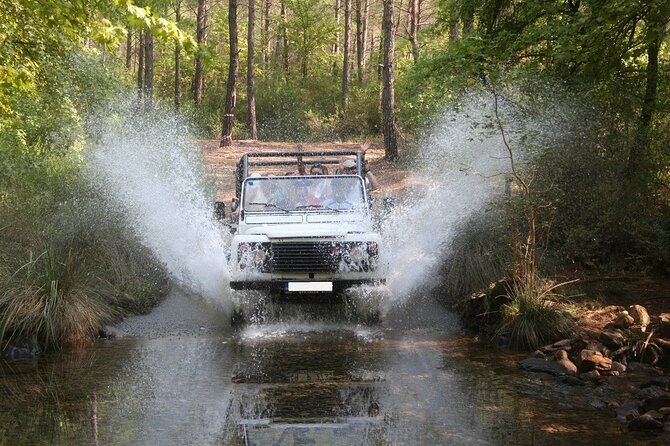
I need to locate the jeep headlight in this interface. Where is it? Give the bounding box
[238,243,269,271]
[251,248,267,265]
[349,245,367,265]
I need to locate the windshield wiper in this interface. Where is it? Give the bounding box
[295,204,323,210]
[247,202,289,213]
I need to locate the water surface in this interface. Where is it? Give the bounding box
[0,291,663,445]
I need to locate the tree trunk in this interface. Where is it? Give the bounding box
[381,0,398,161]
[355,0,367,82]
[220,0,239,147]
[144,28,154,106]
[333,0,341,74]
[629,17,665,179]
[126,30,132,70]
[281,1,289,72]
[137,29,144,100]
[394,0,403,34]
[462,2,474,34]
[409,0,419,62]
[302,33,309,78]
[263,0,271,67]
[174,2,182,113]
[194,0,208,106]
[248,0,258,139]
[342,0,351,109]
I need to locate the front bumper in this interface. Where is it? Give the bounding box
[229,278,385,292]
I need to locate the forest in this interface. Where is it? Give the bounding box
[1,0,669,351]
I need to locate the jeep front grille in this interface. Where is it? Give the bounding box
[242,241,378,273]
[269,242,339,273]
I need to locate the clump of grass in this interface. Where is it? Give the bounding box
[0,193,170,353]
[496,277,577,351]
[0,236,118,350]
[442,212,510,302]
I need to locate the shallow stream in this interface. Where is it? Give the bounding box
[0,290,663,445]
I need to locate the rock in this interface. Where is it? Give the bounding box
[579,370,601,383]
[608,401,621,410]
[554,350,577,376]
[1,337,40,361]
[559,376,585,386]
[599,329,626,349]
[640,378,670,390]
[99,325,125,339]
[540,338,576,354]
[629,305,651,331]
[657,313,670,323]
[628,414,664,432]
[518,357,577,376]
[589,399,608,409]
[659,407,670,417]
[643,410,664,421]
[577,349,612,373]
[616,400,640,423]
[627,362,664,376]
[530,350,547,359]
[637,386,670,412]
[611,361,627,373]
[611,312,634,329]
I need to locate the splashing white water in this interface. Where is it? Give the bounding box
[381,93,514,304]
[87,101,230,308]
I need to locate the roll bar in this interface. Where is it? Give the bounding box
[235,150,365,197]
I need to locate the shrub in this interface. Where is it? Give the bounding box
[0,181,169,351]
[496,278,577,351]
[442,211,511,302]
[0,234,117,350]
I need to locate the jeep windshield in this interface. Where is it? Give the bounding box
[242,176,366,212]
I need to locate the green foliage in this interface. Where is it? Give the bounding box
[0,234,117,350]
[442,210,511,300]
[0,183,169,351]
[496,278,577,351]
[284,0,338,77]
[0,0,181,350]
[254,77,311,141]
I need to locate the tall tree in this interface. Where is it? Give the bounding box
[342,0,351,108]
[628,1,670,182]
[262,0,272,67]
[248,0,258,139]
[381,0,398,160]
[355,0,368,82]
[174,1,182,112]
[220,0,239,147]
[333,0,341,73]
[126,30,133,70]
[281,1,289,72]
[137,29,145,100]
[144,28,154,106]
[408,0,420,62]
[193,0,208,106]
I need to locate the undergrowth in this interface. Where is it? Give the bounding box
[496,278,577,351]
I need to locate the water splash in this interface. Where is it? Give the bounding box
[380,92,514,305]
[87,99,231,309]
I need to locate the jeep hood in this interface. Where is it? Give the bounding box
[244,222,372,238]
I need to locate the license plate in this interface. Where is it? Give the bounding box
[287,281,333,292]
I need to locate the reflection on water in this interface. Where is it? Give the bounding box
[0,293,666,445]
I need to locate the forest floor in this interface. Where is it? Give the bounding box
[200,140,670,336]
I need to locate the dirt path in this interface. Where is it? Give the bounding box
[200,140,419,203]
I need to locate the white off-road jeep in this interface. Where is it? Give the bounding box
[228,150,385,296]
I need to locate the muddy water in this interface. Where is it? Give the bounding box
[0,291,664,446]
